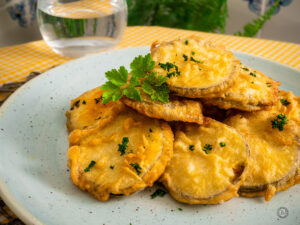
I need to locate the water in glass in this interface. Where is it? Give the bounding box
[37,0,127,57]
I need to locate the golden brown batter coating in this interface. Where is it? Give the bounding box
[67,107,173,201]
[160,119,250,204]
[151,39,240,98]
[202,66,280,111]
[225,91,300,201]
[122,89,204,124]
[65,87,125,132]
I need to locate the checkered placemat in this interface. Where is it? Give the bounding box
[0,26,299,224]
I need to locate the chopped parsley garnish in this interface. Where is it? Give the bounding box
[82,100,86,104]
[280,99,290,106]
[110,165,114,169]
[242,67,249,71]
[219,142,226,147]
[266,82,272,87]
[271,114,288,131]
[191,51,195,55]
[190,57,202,63]
[74,100,80,107]
[130,163,142,175]
[151,188,167,199]
[118,137,129,156]
[185,40,189,45]
[249,71,256,77]
[84,160,96,172]
[95,116,101,120]
[101,54,170,104]
[183,54,188,61]
[178,208,183,211]
[159,62,180,77]
[149,128,152,132]
[189,145,195,151]
[251,81,255,84]
[94,97,102,104]
[202,144,212,154]
[166,71,176,78]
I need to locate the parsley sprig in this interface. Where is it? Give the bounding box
[130,163,142,175]
[101,54,170,104]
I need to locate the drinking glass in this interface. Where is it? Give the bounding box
[37,0,127,57]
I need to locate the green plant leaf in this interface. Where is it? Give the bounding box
[130,54,155,78]
[105,66,128,86]
[123,86,142,101]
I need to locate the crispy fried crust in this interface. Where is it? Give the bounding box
[65,87,125,132]
[67,107,173,201]
[122,90,204,124]
[225,92,300,201]
[201,66,280,111]
[151,39,240,98]
[160,118,250,204]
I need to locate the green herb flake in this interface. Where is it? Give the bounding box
[249,72,256,77]
[94,97,102,104]
[151,188,167,199]
[266,82,272,87]
[251,81,255,84]
[189,145,195,151]
[185,40,189,45]
[202,144,212,154]
[130,163,142,175]
[280,99,290,106]
[191,51,195,55]
[219,142,226,147]
[178,208,183,211]
[183,54,188,61]
[73,100,80,108]
[149,128,153,133]
[95,116,102,120]
[84,160,96,172]
[242,67,249,71]
[190,57,203,63]
[118,137,129,156]
[82,100,86,104]
[110,165,114,170]
[271,114,288,131]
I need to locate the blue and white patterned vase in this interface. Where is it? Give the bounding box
[244,0,292,15]
[0,0,40,46]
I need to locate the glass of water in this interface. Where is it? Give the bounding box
[37,0,127,57]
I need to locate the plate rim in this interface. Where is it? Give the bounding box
[0,46,299,225]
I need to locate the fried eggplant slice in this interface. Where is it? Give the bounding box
[201,66,280,111]
[151,39,240,98]
[225,93,300,201]
[65,87,125,132]
[67,107,173,201]
[122,89,204,124]
[160,119,250,204]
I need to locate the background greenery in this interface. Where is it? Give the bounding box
[126,0,280,37]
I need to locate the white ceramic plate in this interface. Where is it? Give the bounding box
[0,47,299,225]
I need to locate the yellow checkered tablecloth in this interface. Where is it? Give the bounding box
[0,26,299,224]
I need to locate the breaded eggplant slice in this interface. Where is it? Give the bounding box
[202,66,280,111]
[225,94,300,201]
[151,39,240,98]
[65,87,125,132]
[160,118,250,204]
[67,107,173,201]
[122,89,204,124]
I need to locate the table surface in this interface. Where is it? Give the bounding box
[0,26,299,225]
